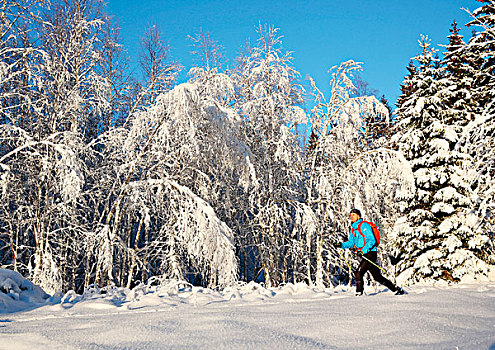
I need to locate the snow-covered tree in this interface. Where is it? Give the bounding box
[4,0,492,294]
[188,28,226,75]
[0,124,88,293]
[0,0,133,293]
[87,77,250,288]
[0,0,90,293]
[98,16,133,130]
[232,24,306,287]
[0,0,46,128]
[391,34,491,285]
[460,1,495,265]
[137,24,181,107]
[306,60,408,287]
[37,0,112,139]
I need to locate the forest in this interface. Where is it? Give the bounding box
[0,0,493,294]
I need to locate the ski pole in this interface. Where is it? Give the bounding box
[339,250,387,275]
[359,253,389,275]
[337,249,354,288]
[337,249,352,271]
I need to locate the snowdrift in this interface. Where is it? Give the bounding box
[0,269,494,349]
[47,278,348,312]
[0,272,493,350]
[0,268,350,314]
[0,269,50,313]
[1,267,495,314]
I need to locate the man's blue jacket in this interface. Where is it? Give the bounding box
[341,219,377,254]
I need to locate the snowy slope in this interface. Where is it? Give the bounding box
[0,271,494,349]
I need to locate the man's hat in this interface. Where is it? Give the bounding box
[350,208,361,217]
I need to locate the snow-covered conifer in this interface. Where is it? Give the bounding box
[460,1,495,265]
[391,34,491,285]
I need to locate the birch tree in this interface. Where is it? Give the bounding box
[138,24,181,107]
[306,60,411,287]
[232,24,306,287]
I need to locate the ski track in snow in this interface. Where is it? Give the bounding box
[0,282,494,350]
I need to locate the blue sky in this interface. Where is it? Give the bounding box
[106,0,481,107]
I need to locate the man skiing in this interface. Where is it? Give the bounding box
[335,209,404,296]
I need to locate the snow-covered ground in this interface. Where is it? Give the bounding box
[0,269,494,349]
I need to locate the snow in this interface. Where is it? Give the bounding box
[431,202,456,215]
[0,270,50,313]
[0,269,494,349]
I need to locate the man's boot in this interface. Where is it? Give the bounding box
[355,281,364,296]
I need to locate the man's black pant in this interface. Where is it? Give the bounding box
[355,251,397,294]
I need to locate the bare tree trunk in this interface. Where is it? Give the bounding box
[306,230,312,285]
[84,235,94,289]
[32,185,45,285]
[315,231,324,287]
[282,251,288,284]
[142,228,149,283]
[62,238,70,291]
[71,266,76,291]
[126,217,144,288]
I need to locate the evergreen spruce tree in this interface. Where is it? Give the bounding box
[436,19,492,282]
[396,60,418,112]
[391,35,489,285]
[462,0,495,264]
[440,20,478,123]
[466,0,495,112]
